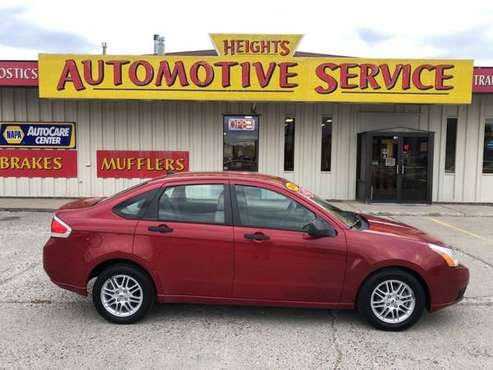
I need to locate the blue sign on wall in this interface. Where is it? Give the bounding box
[0,122,76,148]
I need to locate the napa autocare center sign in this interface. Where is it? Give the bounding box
[0,122,77,177]
[38,34,474,104]
[0,122,76,148]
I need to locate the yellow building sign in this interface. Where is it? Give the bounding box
[209,34,303,57]
[38,34,473,104]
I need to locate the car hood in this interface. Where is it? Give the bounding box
[362,214,443,244]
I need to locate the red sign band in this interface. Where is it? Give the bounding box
[0,149,77,177]
[3,60,492,93]
[0,61,38,87]
[473,67,493,93]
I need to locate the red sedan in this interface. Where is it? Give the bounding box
[43,172,469,330]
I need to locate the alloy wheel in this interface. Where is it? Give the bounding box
[370,279,416,324]
[100,274,144,317]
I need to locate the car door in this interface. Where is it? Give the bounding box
[134,180,234,298]
[232,183,347,303]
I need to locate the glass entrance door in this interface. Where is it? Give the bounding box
[370,135,399,201]
[368,133,432,203]
[401,136,429,202]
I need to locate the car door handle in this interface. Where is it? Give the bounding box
[244,232,270,241]
[148,224,174,233]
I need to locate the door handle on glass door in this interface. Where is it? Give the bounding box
[148,224,174,233]
[244,232,270,241]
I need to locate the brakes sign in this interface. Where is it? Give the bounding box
[0,122,76,148]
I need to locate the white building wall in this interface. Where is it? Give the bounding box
[0,87,492,202]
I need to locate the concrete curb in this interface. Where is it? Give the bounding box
[0,208,57,213]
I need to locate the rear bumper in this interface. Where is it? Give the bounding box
[429,264,469,312]
[48,278,87,296]
[43,237,88,296]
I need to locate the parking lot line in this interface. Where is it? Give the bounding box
[427,217,493,244]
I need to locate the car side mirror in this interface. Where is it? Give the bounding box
[303,219,337,238]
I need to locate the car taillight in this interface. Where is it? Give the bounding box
[51,215,72,238]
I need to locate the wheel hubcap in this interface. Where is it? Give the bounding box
[100,274,143,317]
[370,279,416,324]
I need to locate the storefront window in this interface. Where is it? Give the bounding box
[483,120,493,174]
[445,118,457,173]
[284,117,295,171]
[321,117,332,172]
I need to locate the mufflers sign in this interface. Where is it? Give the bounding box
[97,150,189,178]
[38,34,473,104]
[0,122,76,148]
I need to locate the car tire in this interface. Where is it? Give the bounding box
[93,263,155,324]
[357,268,426,331]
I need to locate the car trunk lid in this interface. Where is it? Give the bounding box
[58,197,106,210]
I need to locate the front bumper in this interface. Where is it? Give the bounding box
[429,264,469,312]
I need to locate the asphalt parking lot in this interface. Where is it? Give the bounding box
[0,211,492,369]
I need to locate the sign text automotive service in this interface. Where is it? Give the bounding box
[38,34,473,104]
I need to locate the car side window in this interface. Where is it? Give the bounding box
[158,184,225,224]
[234,185,316,231]
[113,189,159,219]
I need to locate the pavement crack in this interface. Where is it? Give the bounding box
[461,296,493,307]
[457,249,493,269]
[0,299,53,304]
[329,310,343,369]
[0,262,39,286]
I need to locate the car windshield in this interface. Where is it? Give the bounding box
[300,190,361,228]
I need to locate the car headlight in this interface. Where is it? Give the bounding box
[428,243,459,267]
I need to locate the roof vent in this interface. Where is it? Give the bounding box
[153,34,165,55]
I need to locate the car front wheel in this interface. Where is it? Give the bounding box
[358,269,426,331]
[93,263,154,324]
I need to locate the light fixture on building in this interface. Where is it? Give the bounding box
[101,42,107,55]
[251,103,257,114]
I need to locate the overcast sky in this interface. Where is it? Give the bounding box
[1,0,493,65]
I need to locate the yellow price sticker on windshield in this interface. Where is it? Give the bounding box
[285,182,300,192]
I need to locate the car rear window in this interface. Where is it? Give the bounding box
[113,189,159,219]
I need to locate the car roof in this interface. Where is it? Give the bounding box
[148,171,289,186]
